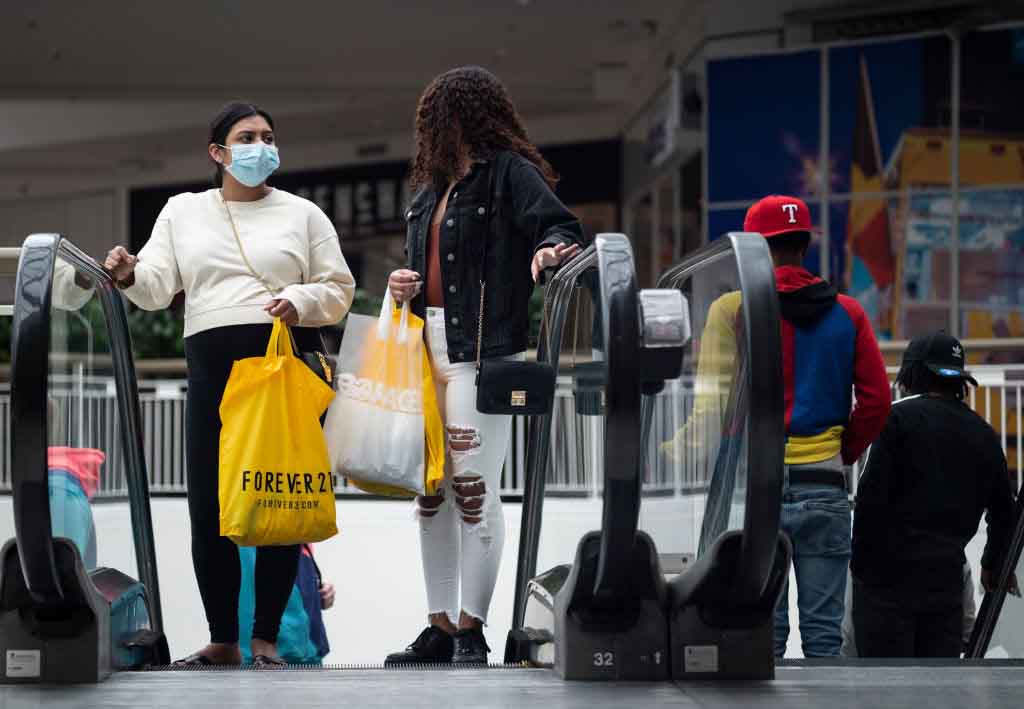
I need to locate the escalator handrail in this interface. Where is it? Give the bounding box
[10,234,64,603]
[9,234,164,632]
[510,244,598,631]
[656,232,784,606]
[592,233,644,603]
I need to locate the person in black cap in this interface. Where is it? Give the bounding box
[851,331,1019,658]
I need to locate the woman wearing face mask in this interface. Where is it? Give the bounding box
[384,66,583,666]
[104,102,355,666]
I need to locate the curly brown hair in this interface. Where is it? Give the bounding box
[409,66,558,191]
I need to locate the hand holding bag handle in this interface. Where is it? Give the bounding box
[474,156,556,416]
[221,192,333,386]
[377,289,411,344]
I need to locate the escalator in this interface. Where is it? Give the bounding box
[0,234,168,682]
[5,230,1022,704]
[506,231,789,680]
[1,229,786,688]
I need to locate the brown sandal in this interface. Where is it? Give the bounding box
[251,654,286,668]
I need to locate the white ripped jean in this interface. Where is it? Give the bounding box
[419,307,515,624]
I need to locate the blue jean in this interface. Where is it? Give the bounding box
[774,483,851,658]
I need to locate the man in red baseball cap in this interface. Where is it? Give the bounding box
[663,195,890,657]
[745,195,890,658]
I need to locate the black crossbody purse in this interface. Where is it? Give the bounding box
[221,193,333,387]
[474,159,556,416]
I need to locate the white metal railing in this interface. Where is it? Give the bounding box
[2,364,1022,500]
[0,375,702,499]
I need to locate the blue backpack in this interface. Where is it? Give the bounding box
[237,547,330,664]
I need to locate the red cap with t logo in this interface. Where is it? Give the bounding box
[743,195,813,237]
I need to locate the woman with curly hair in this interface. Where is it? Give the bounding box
[384,66,583,665]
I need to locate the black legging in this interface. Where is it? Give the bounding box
[184,323,325,645]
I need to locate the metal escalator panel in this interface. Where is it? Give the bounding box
[650,232,784,607]
[1,234,166,683]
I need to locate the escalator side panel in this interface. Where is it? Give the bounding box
[0,538,112,683]
[554,531,669,680]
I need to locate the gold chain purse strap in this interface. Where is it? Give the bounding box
[220,192,331,381]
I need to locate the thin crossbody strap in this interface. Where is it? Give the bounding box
[221,192,278,298]
[221,192,327,359]
[475,159,498,370]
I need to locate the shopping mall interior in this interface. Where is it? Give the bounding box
[2,1,1024,706]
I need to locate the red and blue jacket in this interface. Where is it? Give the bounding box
[661,266,890,466]
[775,265,890,465]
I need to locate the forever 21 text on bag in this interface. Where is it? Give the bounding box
[219,318,338,546]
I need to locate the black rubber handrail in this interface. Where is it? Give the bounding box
[656,232,784,607]
[9,234,164,632]
[591,233,644,604]
[10,234,64,603]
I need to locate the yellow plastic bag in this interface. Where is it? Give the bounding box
[218,318,337,546]
[325,294,444,497]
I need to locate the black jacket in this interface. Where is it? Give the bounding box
[851,394,1016,593]
[404,150,584,362]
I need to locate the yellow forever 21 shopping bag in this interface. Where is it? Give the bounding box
[219,318,338,546]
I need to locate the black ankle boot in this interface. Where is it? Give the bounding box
[384,626,454,665]
[452,627,490,665]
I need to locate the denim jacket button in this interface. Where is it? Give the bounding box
[477,207,485,216]
[451,316,459,325]
[447,253,455,262]
[446,218,454,227]
[452,192,458,200]
[406,210,412,219]
[448,285,456,294]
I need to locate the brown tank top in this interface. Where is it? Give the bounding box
[425,183,455,308]
[425,219,444,308]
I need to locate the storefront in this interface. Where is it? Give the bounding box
[626,22,1024,357]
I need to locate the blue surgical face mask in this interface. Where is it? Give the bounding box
[220,143,280,187]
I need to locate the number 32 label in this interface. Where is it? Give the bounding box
[593,651,615,667]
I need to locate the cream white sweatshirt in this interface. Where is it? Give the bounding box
[124,188,355,337]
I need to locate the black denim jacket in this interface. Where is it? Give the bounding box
[404,150,584,362]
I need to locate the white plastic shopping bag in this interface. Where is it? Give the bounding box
[324,292,443,497]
